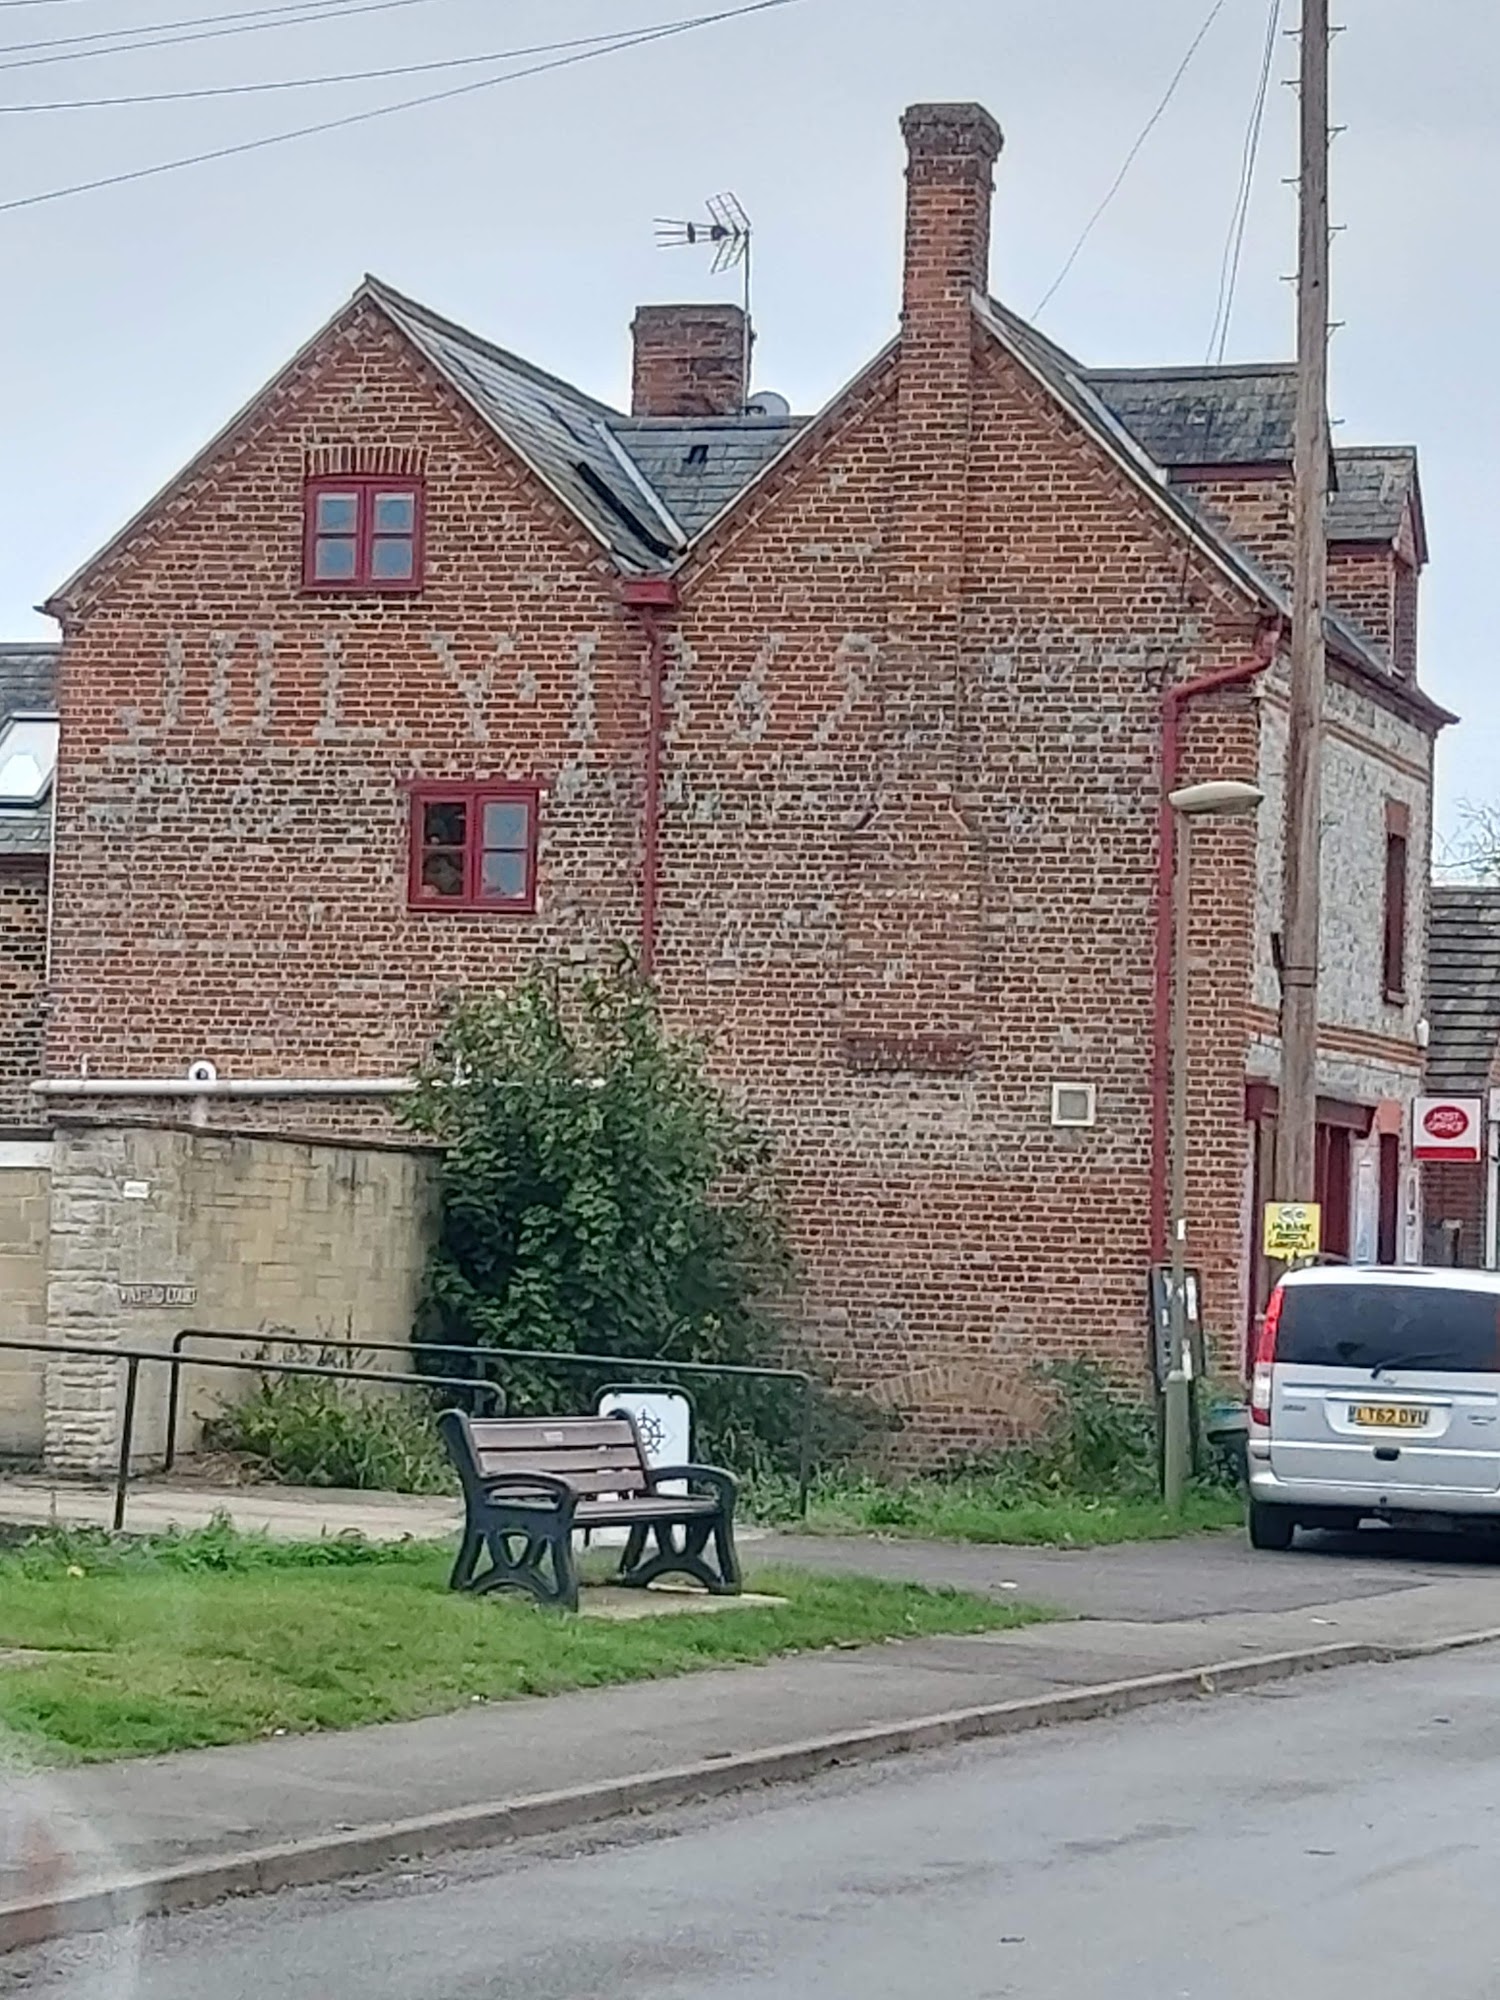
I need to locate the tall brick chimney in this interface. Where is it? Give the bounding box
[631,304,751,418]
[900,101,1003,335]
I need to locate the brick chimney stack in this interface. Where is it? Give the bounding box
[900,102,1003,333]
[630,304,751,418]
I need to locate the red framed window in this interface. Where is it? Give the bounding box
[408,784,539,913]
[304,475,424,590]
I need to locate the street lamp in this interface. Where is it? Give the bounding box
[1163,778,1265,1511]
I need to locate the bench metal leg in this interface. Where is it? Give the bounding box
[463,1525,580,1611]
[449,1522,484,1592]
[617,1515,740,1597]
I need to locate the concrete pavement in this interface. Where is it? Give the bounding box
[13,1643,1500,1998]
[8,1530,1500,1944]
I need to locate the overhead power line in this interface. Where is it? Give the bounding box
[1205,0,1282,363]
[2,0,407,50]
[0,19,686,107]
[1034,0,1229,318]
[0,0,802,215]
[0,0,455,72]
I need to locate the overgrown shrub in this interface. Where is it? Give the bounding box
[398,959,869,1473]
[204,1350,454,1495]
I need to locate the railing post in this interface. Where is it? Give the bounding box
[163,1332,187,1474]
[796,1374,814,1520]
[113,1356,141,1533]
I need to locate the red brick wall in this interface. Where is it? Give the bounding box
[0,861,48,1126]
[47,288,1270,1456]
[1174,471,1293,589]
[1423,1159,1487,1266]
[48,302,642,1093]
[1328,545,1397,660]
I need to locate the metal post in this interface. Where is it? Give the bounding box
[113,1356,140,1534]
[1276,0,1332,1208]
[1164,813,1193,1512]
[164,1341,184,1474]
[795,1374,814,1519]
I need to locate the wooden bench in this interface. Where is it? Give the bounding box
[438,1410,741,1612]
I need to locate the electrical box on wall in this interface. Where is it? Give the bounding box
[1050,1082,1097,1129]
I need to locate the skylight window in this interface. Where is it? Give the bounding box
[0,717,59,806]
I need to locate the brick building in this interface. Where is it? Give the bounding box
[2,101,1454,1469]
[1423,886,1500,1266]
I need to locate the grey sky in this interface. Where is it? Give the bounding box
[1,0,1491,835]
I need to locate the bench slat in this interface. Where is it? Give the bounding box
[467,1418,636,1451]
[482,1466,652,1498]
[473,1444,644,1476]
[576,1496,717,1522]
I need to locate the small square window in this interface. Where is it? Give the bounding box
[1051,1082,1098,1129]
[408,784,538,913]
[304,476,424,591]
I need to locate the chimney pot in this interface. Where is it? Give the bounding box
[631,304,751,418]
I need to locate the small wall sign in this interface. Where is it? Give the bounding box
[118,1283,198,1309]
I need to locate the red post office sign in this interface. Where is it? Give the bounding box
[1412,1096,1484,1163]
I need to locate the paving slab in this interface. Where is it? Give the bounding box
[0,1476,463,1544]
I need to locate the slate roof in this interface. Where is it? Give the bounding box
[1088,369,1419,557]
[0,644,58,859]
[1427,886,1500,1097]
[1087,364,1298,469]
[1327,446,1422,554]
[612,417,803,538]
[369,280,685,571]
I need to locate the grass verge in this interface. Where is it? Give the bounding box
[0,1524,1052,1767]
[756,1477,1245,1547]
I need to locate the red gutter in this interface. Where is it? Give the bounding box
[1148,619,1281,1263]
[620,577,679,979]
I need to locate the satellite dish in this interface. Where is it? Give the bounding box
[745,389,791,419]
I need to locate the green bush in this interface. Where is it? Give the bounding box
[398,959,872,1475]
[204,1353,454,1496]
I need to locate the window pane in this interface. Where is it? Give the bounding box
[371,536,415,580]
[374,491,415,534]
[480,849,529,902]
[422,800,467,848]
[482,799,530,850]
[314,536,357,579]
[0,719,59,804]
[315,492,358,534]
[419,851,465,900]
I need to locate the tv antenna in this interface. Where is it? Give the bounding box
[655,193,754,406]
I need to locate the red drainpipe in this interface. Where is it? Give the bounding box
[620,576,680,979]
[1148,618,1282,1263]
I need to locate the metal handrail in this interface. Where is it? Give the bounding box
[0,1335,501,1533]
[162,1329,507,1475]
[166,1327,816,1515]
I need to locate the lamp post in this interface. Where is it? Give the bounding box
[1163,779,1266,1511]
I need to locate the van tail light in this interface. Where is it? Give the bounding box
[1251,1285,1285,1427]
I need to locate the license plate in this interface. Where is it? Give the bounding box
[1350,1404,1429,1429]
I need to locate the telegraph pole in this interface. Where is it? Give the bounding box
[1276,0,1332,1206]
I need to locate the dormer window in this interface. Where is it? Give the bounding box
[303,476,424,591]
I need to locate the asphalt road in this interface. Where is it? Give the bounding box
[758,1521,1500,1620]
[13,1644,1500,2000]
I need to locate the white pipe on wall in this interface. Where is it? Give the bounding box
[32,1078,415,1098]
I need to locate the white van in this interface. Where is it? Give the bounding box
[1247,1265,1500,1550]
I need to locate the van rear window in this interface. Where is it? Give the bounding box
[1277,1285,1500,1374]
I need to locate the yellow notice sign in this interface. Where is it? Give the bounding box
[1263,1201,1322,1260]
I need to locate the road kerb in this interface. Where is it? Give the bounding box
[6,1623,1500,1955]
